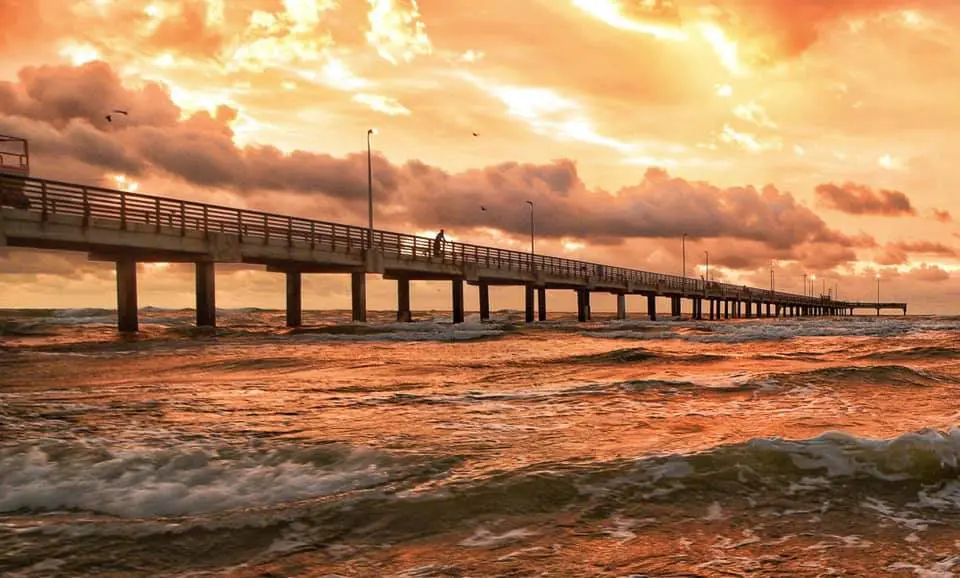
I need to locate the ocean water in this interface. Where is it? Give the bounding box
[3,309,960,576]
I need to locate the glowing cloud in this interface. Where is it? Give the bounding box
[570,0,687,41]
[352,94,411,116]
[698,23,744,76]
[719,125,781,153]
[321,57,371,91]
[226,3,336,72]
[480,82,633,152]
[366,0,433,65]
[60,43,100,66]
[732,102,777,128]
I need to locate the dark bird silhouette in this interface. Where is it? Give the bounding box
[105,110,129,123]
[480,206,487,211]
[472,132,479,137]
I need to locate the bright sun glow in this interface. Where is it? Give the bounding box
[59,43,100,66]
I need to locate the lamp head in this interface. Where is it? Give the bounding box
[368,128,378,135]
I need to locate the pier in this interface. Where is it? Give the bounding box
[0,174,908,332]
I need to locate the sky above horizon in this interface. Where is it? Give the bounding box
[1,0,958,313]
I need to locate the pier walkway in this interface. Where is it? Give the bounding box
[0,174,908,332]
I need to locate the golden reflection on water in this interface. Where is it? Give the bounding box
[3,313,960,576]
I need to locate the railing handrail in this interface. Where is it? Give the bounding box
[0,173,896,306]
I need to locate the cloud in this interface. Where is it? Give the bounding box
[366,0,433,65]
[930,208,952,222]
[877,241,956,266]
[1,60,870,267]
[902,263,950,283]
[701,0,926,61]
[815,182,916,216]
[351,93,411,116]
[143,0,225,59]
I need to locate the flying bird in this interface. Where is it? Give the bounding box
[480,206,487,211]
[472,132,479,137]
[105,110,129,123]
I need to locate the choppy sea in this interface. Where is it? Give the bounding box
[3,308,960,576]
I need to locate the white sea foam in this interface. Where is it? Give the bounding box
[458,527,536,547]
[0,442,409,518]
[582,317,938,344]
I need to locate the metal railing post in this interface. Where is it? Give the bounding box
[40,181,48,221]
[179,201,186,236]
[155,199,161,233]
[82,187,90,227]
[120,191,127,230]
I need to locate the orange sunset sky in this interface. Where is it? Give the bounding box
[1,0,957,314]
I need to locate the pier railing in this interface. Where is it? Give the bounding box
[0,136,29,175]
[1,174,834,304]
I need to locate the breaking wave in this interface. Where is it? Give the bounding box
[0,442,458,518]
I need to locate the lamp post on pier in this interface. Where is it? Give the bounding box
[681,233,688,292]
[876,273,881,315]
[704,250,709,283]
[366,128,377,249]
[525,200,535,256]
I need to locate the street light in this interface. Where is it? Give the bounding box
[770,260,776,294]
[876,273,881,309]
[525,200,534,256]
[366,128,377,249]
[704,250,709,282]
[810,274,816,297]
[802,273,807,297]
[681,233,688,291]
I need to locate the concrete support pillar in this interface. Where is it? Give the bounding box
[116,259,138,333]
[616,293,626,320]
[671,296,681,317]
[396,278,412,322]
[724,300,730,319]
[694,298,703,320]
[577,289,588,322]
[286,271,302,328]
[538,287,547,322]
[351,272,366,322]
[195,262,216,328]
[452,279,465,324]
[647,294,657,321]
[585,290,592,321]
[524,284,535,323]
[479,282,490,321]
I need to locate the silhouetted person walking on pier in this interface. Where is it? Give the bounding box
[433,229,446,257]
